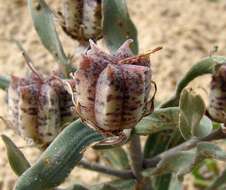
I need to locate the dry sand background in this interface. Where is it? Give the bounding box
[1,0,226,189]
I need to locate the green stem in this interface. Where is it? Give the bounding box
[128,134,143,180]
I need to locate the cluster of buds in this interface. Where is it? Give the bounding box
[7,65,76,147]
[70,39,159,141]
[208,64,226,123]
[58,0,102,43]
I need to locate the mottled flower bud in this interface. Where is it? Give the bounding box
[72,39,158,134]
[58,0,102,43]
[7,71,76,147]
[208,64,226,123]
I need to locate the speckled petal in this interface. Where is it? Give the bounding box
[75,54,109,123]
[114,39,134,59]
[120,64,151,128]
[50,79,75,125]
[38,84,61,144]
[18,84,39,142]
[95,64,123,130]
[82,0,102,40]
[208,65,226,123]
[8,76,33,131]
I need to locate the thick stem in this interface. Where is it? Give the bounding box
[128,134,143,180]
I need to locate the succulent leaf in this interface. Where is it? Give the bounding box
[14,120,103,190]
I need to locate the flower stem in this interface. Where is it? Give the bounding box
[128,134,143,180]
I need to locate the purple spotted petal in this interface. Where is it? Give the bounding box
[95,64,123,130]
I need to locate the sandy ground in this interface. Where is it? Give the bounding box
[1,0,226,189]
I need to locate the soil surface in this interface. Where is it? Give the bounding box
[1,0,226,189]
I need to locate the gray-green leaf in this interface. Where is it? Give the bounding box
[28,0,71,75]
[102,0,138,54]
[179,89,206,139]
[1,135,30,176]
[135,107,179,135]
[14,120,103,190]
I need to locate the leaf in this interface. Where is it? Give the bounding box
[160,56,226,108]
[102,0,138,54]
[145,142,226,182]
[168,175,183,190]
[150,150,196,177]
[0,75,10,90]
[14,120,104,190]
[1,135,30,176]
[144,131,173,158]
[91,179,136,190]
[179,89,206,139]
[197,142,226,160]
[28,0,72,75]
[193,116,212,138]
[135,107,179,135]
[99,147,129,170]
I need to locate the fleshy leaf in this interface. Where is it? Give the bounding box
[160,56,226,108]
[28,0,71,75]
[99,147,129,170]
[135,107,179,135]
[178,89,206,140]
[1,135,30,176]
[0,75,10,90]
[14,120,103,190]
[102,0,138,54]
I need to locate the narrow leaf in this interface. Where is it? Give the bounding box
[0,75,10,90]
[28,0,71,75]
[15,120,104,190]
[102,0,138,54]
[135,107,179,135]
[160,56,226,108]
[1,135,30,176]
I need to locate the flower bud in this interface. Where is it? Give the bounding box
[72,39,156,133]
[7,73,76,147]
[208,64,226,123]
[58,0,102,43]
